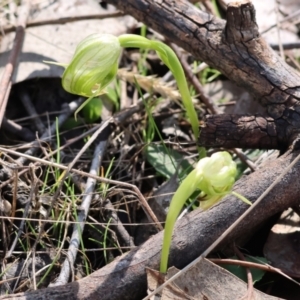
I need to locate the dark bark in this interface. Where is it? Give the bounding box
[200,114,279,149]
[107,0,300,149]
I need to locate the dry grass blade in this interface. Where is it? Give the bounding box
[117,68,182,102]
[50,131,110,286]
[0,0,30,127]
[0,145,163,231]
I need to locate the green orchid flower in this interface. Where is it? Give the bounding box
[160,151,251,273]
[55,33,201,143]
[62,33,121,97]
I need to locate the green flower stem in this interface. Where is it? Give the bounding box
[159,169,200,273]
[159,151,250,274]
[118,34,199,141]
[161,188,251,274]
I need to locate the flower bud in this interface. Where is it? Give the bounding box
[62,33,121,97]
[160,151,249,273]
[196,152,236,193]
[196,151,237,209]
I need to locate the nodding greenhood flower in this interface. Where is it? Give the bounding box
[51,33,203,145]
[160,151,251,274]
[62,33,121,97]
[196,151,237,209]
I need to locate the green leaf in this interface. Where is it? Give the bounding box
[145,144,192,179]
[223,256,267,284]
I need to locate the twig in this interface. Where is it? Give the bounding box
[0,1,30,127]
[104,199,135,247]
[0,146,164,230]
[50,126,111,286]
[10,169,18,228]
[275,0,284,59]
[270,42,300,50]
[26,114,161,276]
[0,100,144,190]
[1,11,124,35]
[209,258,278,273]
[233,244,253,300]
[5,166,38,259]
[19,92,46,134]
[7,182,39,293]
[201,0,215,15]
[16,98,84,166]
[261,8,300,35]
[0,98,84,183]
[2,117,35,141]
[232,149,256,172]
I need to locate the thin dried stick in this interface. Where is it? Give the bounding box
[5,166,38,259]
[19,92,46,134]
[270,42,300,50]
[275,0,284,59]
[0,100,144,190]
[16,98,84,166]
[234,244,253,300]
[104,199,135,247]
[1,11,124,35]
[0,98,84,183]
[0,145,163,232]
[10,169,18,226]
[201,0,215,15]
[50,128,110,286]
[2,117,35,141]
[261,8,300,35]
[232,149,256,172]
[33,118,161,259]
[0,215,158,227]
[0,1,30,127]
[209,258,280,273]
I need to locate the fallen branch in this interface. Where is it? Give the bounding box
[2,150,300,299]
[108,0,300,149]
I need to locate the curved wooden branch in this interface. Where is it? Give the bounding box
[107,0,300,149]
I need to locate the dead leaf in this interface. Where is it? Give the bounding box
[264,208,300,278]
[146,258,283,299]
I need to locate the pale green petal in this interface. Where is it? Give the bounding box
[62,33,121,97]
[196,151,237,196]
[200,194,223,210]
